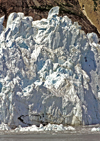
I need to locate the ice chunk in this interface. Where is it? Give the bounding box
[87,32,99,44]
[0,15,5,34]
[91,127,100,132]
[14,124,75,132]
[65,126,75,131]
[47,6,59,19]
[0,15,5,24]
[0,123,11,131]
[6,13,18,28]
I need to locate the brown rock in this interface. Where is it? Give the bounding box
[78,0,100,34]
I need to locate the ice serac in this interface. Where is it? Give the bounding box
[0,16,5,34]
[0,6,100,128]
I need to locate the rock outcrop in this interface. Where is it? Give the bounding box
[0,0,99,37]
[0,7,100,128]
[78,0,100,34]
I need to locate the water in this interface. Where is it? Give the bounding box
[0,133,100,141]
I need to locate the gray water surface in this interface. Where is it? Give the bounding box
[0,133,100,141]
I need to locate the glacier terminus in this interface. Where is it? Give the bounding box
[0,6,100,129]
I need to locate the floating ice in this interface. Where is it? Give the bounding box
[0,123,11,131]
[14,123,75,132]
[0,6,100,129]
[91,127,100,132]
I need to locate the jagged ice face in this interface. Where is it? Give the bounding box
[0,6,100,128]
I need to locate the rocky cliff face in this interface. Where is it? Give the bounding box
[78,0,100,34]
[0,0,100,37]
[0,7,100,128]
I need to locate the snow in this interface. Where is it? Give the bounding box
[0,6,100,130]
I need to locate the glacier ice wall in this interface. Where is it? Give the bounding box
[0,6,100,128]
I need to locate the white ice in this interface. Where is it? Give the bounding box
[0,6,100,129]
